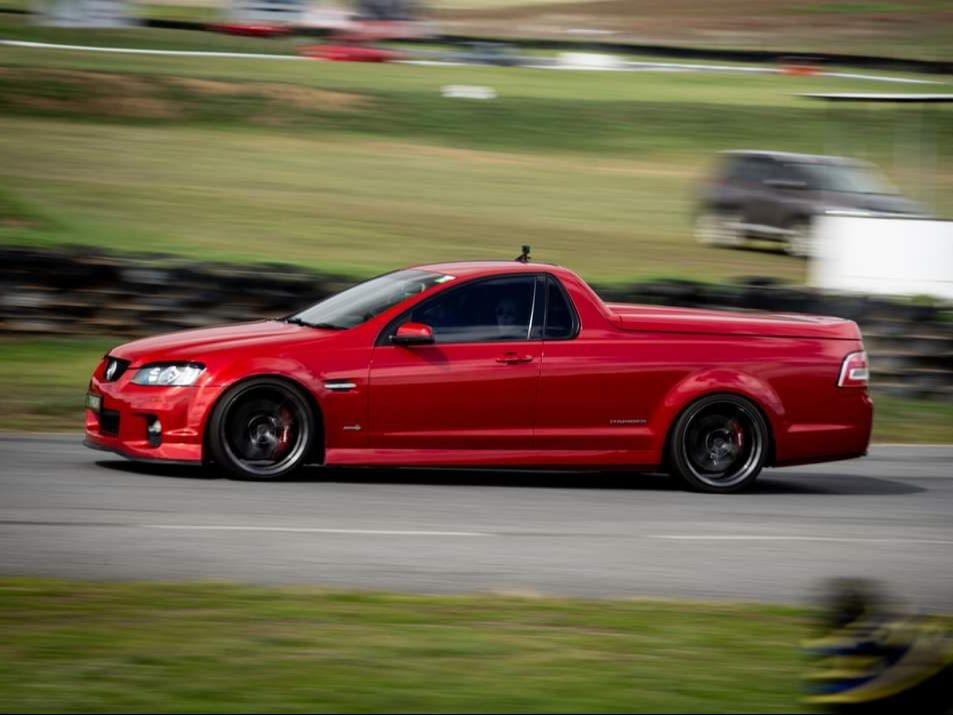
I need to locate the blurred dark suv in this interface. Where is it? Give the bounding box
[695,150,923,257]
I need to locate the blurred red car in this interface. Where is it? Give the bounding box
[300,43,403,62]
[84,259,872,492]
[209,23,290,38]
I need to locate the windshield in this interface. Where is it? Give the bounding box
[796,163,896,195]
[288,269,451,329]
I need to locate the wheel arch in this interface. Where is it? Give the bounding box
[783,211,814,229]
[202,373,326,467]
[696,201,742,219]
[656,371,784,468]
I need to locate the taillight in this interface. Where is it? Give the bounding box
[838,351,869,388]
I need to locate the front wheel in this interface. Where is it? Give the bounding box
[207,377,315,480]
[667,394,769,493]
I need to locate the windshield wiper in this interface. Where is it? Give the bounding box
[282,317,314,327]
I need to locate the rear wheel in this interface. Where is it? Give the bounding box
[784,218,814,258]
[667,394,768,493]
[695,209,744,248]
[208,377,315,480]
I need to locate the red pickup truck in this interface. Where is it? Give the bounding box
[85,260,872,492]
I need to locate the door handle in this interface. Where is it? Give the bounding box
[495,353,534,364]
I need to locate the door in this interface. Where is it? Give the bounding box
[740,156,780,232]
[368,274,542,453]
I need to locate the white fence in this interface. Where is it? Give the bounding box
[811,214,953,300]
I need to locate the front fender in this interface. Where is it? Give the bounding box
[195,358,325,456]
[199,353,370,459]
[208,356,322,393]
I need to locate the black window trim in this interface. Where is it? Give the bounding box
[540,273,580,341]
[375,272,542,347]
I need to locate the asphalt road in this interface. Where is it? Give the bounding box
[2,433,951,609]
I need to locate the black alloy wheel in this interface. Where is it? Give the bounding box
[668,394,768,493]
[208,378,314,480]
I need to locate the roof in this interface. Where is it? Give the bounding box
[414,260,562,277]
[799,93,953,103]
[720,150,864,165]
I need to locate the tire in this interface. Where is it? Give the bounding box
[667,394,769,493]
[695,209,744,248]
[784,218,814,258]
[207,377,315,480]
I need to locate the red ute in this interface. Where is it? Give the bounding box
[84,260,872,492]
[208,23,290,37]
[300,44,403,62]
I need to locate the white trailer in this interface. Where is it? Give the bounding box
[812,213,953,300]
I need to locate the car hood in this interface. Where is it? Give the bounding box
[109,320,337,365]
[606,304,861,340]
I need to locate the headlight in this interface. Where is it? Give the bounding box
[131,363,205,386]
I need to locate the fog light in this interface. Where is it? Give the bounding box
[146,417,162,447]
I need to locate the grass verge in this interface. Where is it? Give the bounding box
[0,337,950,442]
[1,25,951,281]
[0,39,949,283]
[0,577,810,713]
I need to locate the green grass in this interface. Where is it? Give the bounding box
[0,11,307,54]
[0,577,811,713]
[0,337,114,430]
[872,395,953,443]
[0,43,950,283]
[0,116,809,283]
[790,1,946,14]
[1,337,950,442]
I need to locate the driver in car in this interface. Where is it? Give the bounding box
[494,297,524,339]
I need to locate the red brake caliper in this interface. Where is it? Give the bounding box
[273,406,293,460]
[729,419,745,453]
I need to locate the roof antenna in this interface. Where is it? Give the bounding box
[515,245,531,263]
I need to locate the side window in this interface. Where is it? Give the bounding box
[544,276,576,339]
[732,157,772,184]
[784,163,813,188]
[404,275,537,344]
[752,158,776,184]
[721,157,745,181]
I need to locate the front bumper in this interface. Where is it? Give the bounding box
[84,371,216,464]
[83,436,202,466]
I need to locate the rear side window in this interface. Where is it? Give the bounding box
[544,276,577,339]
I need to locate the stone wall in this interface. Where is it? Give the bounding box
[2,247,950,401]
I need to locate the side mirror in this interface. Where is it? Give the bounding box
[391,322,434,346]
[764,178,807,190]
